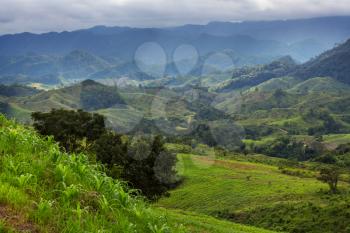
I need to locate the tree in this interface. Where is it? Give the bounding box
[317,166,340,194]
[32,109,106,152]
[123,135,178,199]
[93,133,178,199]
[93,132,128,166]
[273,88,286,107]
[335,143,350,155]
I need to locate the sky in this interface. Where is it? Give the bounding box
[0,0,350,35]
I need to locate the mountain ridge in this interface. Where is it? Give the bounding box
[2,16,350,62]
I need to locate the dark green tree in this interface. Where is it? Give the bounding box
[32,109,106,152]
[93,133,178,199]
[93,132,128,166]
[123,135,178,199]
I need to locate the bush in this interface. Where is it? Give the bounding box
[317,166,340,194]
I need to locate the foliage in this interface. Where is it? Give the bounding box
[94,133,179,199]
[123,135,179,199]
[305,109,341,135]
[93,132,128,167]
[253,136,311,160]
[32,109,106,152]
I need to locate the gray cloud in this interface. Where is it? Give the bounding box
[0,0,350,34]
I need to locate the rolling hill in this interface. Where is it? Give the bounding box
[11,79,125,112]
[294,38,350,84]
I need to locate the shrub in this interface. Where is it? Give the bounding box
[317,166,340,194]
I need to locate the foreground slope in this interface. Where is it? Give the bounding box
[0,115,273,233]
[0,114,176,232]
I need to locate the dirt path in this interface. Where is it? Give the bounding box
[0,205,39,232]
[193,156,259,170]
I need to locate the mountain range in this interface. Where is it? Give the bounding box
[2,16,350,61]
[1,16,350,86]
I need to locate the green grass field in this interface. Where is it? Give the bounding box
[157,154,328,213]
[158,208,276,233]
[156,153,350,232]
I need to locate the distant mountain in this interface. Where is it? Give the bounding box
[216,36,350,92]
[294,39,350,84]
[0,49,278,85]
[0,84,39,97]
[89,61,155,81]
[60,50,111,79]
[0,50,112,84]
[0,29,283,59]
[1,16,350,62]
[168,16,350,44]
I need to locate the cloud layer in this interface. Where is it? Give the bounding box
[1,0,350,34]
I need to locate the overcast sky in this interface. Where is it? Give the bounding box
[0,0,350,35]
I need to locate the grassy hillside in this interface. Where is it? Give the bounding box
[156,153,350,233]
[0,114,275,233]
[294,38,350,84]
[0,114,177,232]
[288,77,350,93]
[159,208,276,233]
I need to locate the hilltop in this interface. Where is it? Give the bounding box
[294,38,350,84]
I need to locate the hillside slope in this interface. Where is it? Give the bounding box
[294,39,350,84]
[12,80,125,112]
[157,153,350,233]
[0,114,274,233]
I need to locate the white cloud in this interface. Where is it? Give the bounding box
[0,0,349,34]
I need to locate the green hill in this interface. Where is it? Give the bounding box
[288,77,350,93]
[246,76,300,93]
[294,39,350,84]
[11,80,125,112]
[215,56,297,92]
[0,84,40,97]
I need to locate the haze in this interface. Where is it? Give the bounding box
[1,0,350,34]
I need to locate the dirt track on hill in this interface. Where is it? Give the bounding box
[193,156,258,170]
[0,205,39,232]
